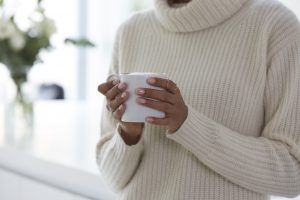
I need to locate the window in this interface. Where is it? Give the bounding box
[0,0,152,102]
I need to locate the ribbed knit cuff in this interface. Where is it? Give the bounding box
[166,104,218,158]
[98,123,145,192]
[111,123,144,158]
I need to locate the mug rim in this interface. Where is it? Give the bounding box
[106,72,167,81]
[119,72,167,75]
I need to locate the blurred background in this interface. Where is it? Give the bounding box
[0,0,299,200]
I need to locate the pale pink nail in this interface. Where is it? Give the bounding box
[136,89,145,94]
[137,98,146,104]
[118,83,126,89]
[121,92,127,98]
[147,78,155,84]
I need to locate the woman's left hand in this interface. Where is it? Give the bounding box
[135,77,188,134]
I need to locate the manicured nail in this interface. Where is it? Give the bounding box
[147,78,155,84]
[136,89,145,95]
[137,98,146,104]
[147,117,154,122]
[118,82,126,89]
[112,79,119,85]
[121,92,127,98]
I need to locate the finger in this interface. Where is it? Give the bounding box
[109,91,129,112]
[147,77,178,94]
[136,97,172,113]
[98,79,119,94]
[106,82,127,100]
[112,104,125,121]
[146,116,169,125]
[136,88,175,104]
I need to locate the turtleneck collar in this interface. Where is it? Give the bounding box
[154,0,250,32]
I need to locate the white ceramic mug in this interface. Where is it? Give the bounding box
[107,72,168,122]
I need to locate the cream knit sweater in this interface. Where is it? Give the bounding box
[96,0,300,199]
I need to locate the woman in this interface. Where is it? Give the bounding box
[96,0,300,199]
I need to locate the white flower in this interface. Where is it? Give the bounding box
[43,17,56,37]
[0,20,16,40]
[29,22,42,37]
[9,31,26,51]
[30,17,56,38]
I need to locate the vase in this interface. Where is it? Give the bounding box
[4,72,34,146]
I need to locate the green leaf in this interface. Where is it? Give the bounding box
[64,38,95,48]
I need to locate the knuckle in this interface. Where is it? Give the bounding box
[146,89,152,97]
[115,95,125,106]
[117,93,125,103]
[144,99,149,105]
[114,84,120,92]
[163,94,170,102]
[112,85,119,94]
[105,90,112,99]
[116,87,125,96]
[163,104,170,112]
[109,86,119,99]
[146,90,155,97]
[114,93,121,102]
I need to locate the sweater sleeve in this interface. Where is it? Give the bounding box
[166,39,300,197]
[95,25,145,193]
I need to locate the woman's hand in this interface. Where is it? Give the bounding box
[98,79,144,145]
[135,77,188,134]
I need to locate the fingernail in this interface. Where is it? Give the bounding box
[121,92,127,98]
[147,117,154,122]
[136,89,145,95]
[113,79,119,85]
[137,98,146,104]
[118,105,123,110]
[118,82,126,89]
[147,78,155,84]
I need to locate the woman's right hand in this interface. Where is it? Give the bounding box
[98,79,144,145]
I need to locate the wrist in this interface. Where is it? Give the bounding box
[168,105,188,134]
[118,125,143,145]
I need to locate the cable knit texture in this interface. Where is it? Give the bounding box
[95,0,300,199]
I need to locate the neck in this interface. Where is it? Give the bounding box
[154,0,250,32]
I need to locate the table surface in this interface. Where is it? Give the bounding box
[0,100,116,199]
[0,100,101,175]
